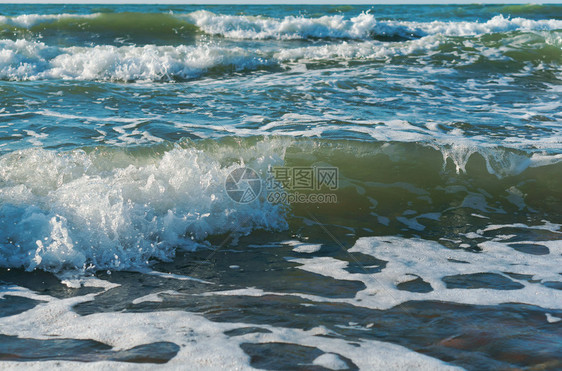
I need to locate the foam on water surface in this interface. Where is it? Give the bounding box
[288,232,562,310]
[0,281,461,370]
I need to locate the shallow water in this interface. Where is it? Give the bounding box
[0,4,561,370]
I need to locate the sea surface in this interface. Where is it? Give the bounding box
[0,3,561,370]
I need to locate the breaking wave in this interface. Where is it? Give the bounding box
[1,30,559,82]
[0,137,561,272]
[183,11,562,40]
[1,11,561,41]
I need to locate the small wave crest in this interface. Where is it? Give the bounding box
[0,13,98,28]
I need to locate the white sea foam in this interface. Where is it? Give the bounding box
[1,28,558,82]
[289,242,323,254]
[0,39,269,81]
[0,13,98,28]
[131,290,180,305]
[0,36,439,81]
[288,233,562,310]
[313,353,349,370]
[0,141,288,272]
[274,35,442,62]
[0,283,461,370]
[204,223,562,311]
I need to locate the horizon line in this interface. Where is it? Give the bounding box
[1,1,560,5]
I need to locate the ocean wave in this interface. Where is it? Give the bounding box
[1,11,561,41]
[0,37,438,81]
[0,39,270,81]
[0,139,289,272]
[0,137,561,272]
[274,35,442,61]
[183,11,562,40]
[2,30,558,82]
[0,12,200,46]
[0,13,97,28]
[487,3,562,18]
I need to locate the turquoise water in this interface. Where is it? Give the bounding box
[0,4,561,370]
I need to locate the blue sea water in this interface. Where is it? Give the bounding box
[0,4,561,369]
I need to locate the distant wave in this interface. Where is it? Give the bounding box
[183,11,562,40]
[0,12,199,46]
[486,3,562,18]
[0,12,559,82]
[1,11,561,41]
[0,39,271,81]
[1,30,559,82]
[0,12,98,28]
